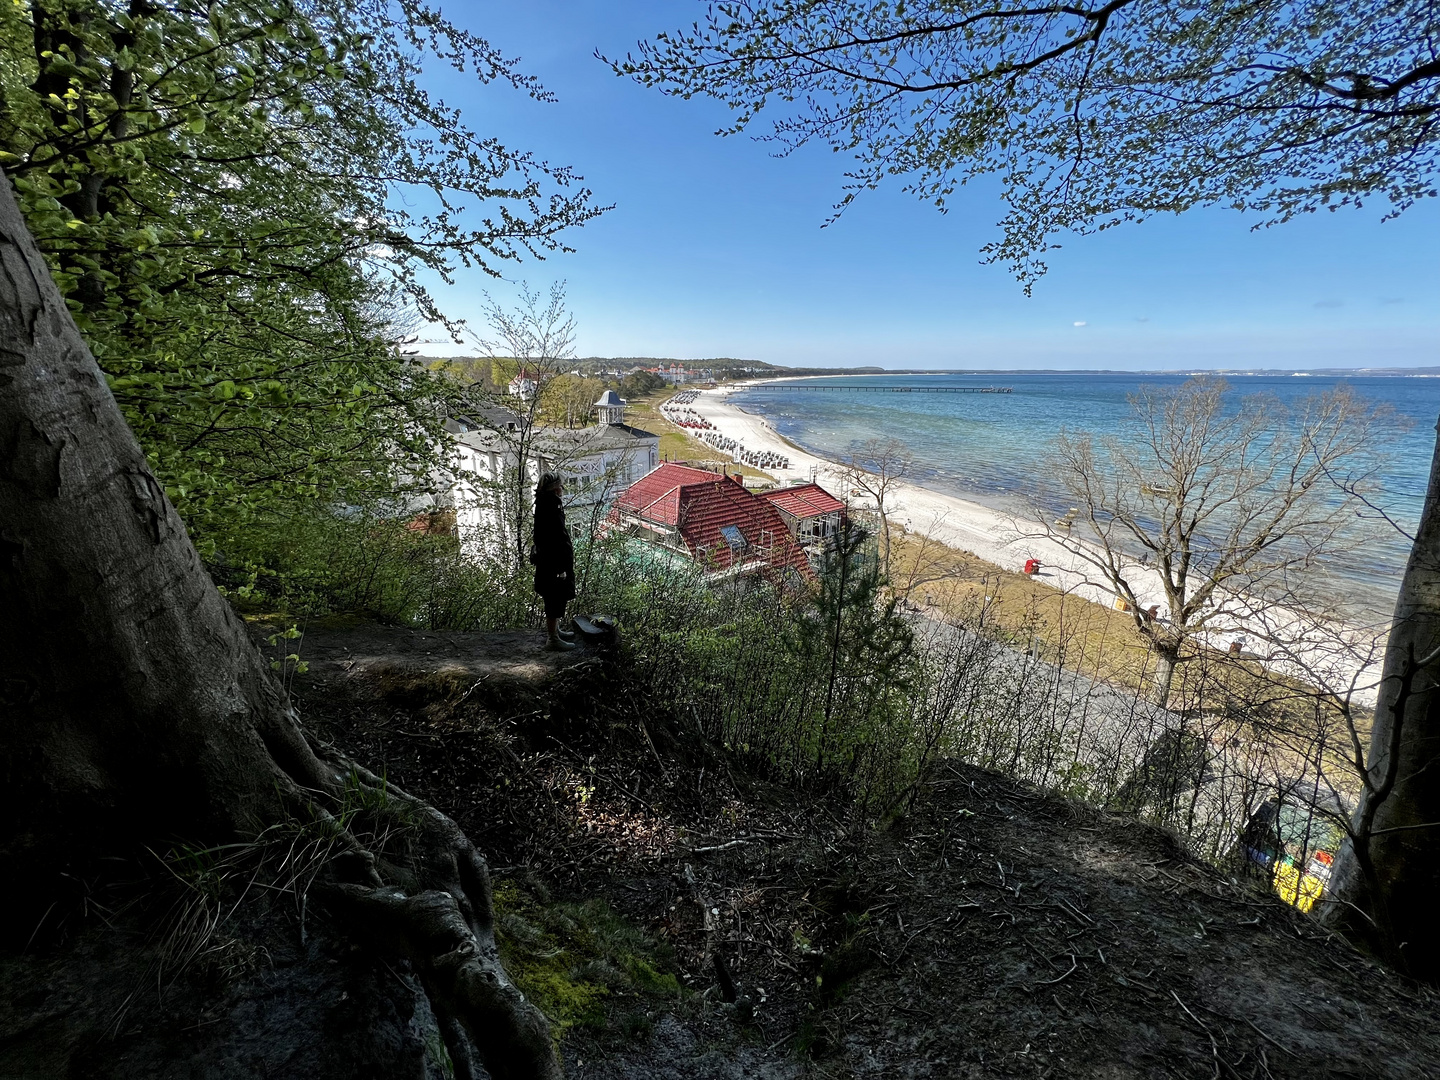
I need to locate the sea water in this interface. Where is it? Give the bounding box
[731,372,1440,604]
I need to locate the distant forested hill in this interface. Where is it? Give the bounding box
[411,355,890,380]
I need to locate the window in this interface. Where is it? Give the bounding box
[799,516,835,542]
[718,525,747,552]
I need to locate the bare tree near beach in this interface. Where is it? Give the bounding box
[841,437,914,578]
[1034,377,1394,705]
[892,511,964,604]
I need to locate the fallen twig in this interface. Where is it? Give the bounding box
[1032,953,1078,987]
[452,673,494,707]
[690,839,751,854]
[1244,1017,1293,1056]
[1171,991,1224,1080]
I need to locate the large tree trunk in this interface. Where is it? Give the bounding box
[1322,417,1440,980]
[0,174,559,1077]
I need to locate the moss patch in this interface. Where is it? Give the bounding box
[493,881,682,1040]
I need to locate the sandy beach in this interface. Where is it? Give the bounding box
[688,382,1386,704]
[692,383,1162,610]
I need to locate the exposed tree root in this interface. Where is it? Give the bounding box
[315,760,560,1079]
[327,883,557,1080]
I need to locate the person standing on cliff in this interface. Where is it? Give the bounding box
[531,472,579,651]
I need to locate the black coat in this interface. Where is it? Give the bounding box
[531,490,576,602]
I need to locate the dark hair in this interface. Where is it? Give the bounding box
[535,472,563,500]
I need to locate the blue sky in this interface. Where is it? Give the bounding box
[416,1,1439,371]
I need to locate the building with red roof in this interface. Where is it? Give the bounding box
[758,483,847,545]
[610,462,826,582]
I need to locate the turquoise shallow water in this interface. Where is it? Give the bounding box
[732,372,1440,605]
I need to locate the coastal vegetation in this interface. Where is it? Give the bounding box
[6,194,1439,1064]
[1038,376,1398,704]
[4,0,1440,1074]
[0,0,602,569]
[892,522,1378,849]
[1324,435,1440,974]
[839,437,914,579]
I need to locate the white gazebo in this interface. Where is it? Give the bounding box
[595,389,627,426]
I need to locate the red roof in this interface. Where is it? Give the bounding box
[612,463,814,580]
[677,480,812,578]
[612,463,723,525]
[759,483,846,520]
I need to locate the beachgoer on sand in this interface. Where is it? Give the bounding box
[531,472,578,651]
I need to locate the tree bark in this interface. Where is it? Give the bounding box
[1322,417,1440,980]
[0,172,560,1077]
[1151,643,1179,707]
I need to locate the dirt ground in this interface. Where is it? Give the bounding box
[287,623,1440,1080]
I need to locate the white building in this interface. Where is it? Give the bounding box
[448,392,659,558]
[508,370,541,401]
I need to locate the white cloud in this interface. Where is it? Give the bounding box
[1073,321,1087,327]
